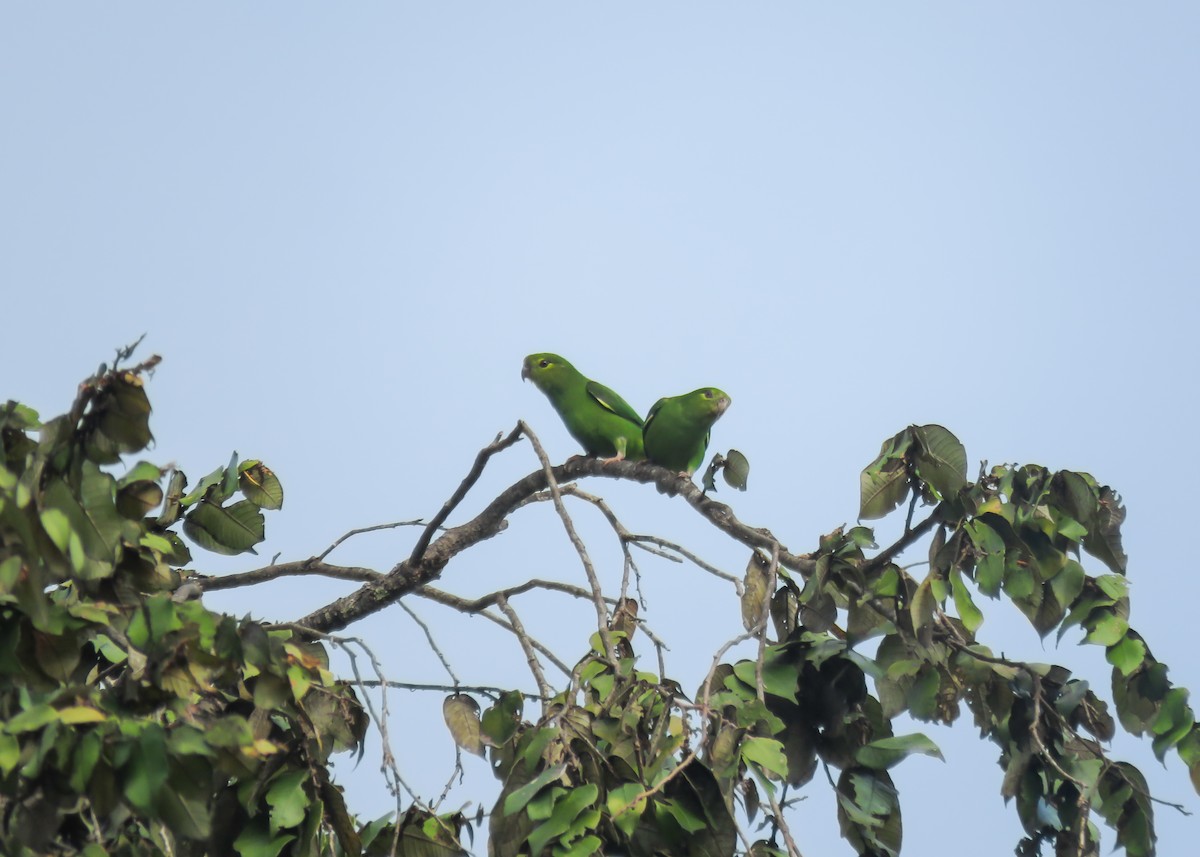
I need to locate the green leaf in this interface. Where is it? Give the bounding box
[557,834,602,857]
[239,461,284,510]
[96,374,153,452]
[180,464,231,507]
[909,575,935,638]
[183,498,266,555]
[1096,574,1129,600]
[855,733,944,770]
[116,480,164,519]
[911,424,968,497]
[1050,559,1086,615]
[0,733,19,775]
[859,461,910,521]
[123,725,168,813]
[234,819,295,857]
[40,507,73,555]
[1085,611,1129,647]
[722,449,750,491]
[526,783,598,857]
[732,656,799,702]
[501,762,567,817]
[607,783,647,838]
[442,694,485,756]
[965,519,1006,597]
[950,569,983,634]
[1083,486,1127,574]
[6,704,59,733]
[1107,635,1147,677]
[741,552,771,632]
[57,706,106,725]
[741,736,789,779]
[266,770,309,831]
[481,691,523,747]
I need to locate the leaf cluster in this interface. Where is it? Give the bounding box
[0,361,367,856]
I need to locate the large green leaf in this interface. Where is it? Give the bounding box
[911,424,968,498]
[183,498,265,555]
[855,733,944,770]
[501,763,567,817]
[266,769,310,831]
[525,783,598,857]
[240,460,284,510]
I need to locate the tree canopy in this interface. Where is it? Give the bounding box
[2,351,1196,857]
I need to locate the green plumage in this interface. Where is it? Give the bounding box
[643,387,731,475]
[522,353,645,460]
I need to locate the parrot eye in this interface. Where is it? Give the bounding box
[539,359,551,369]
[703,390,713,399]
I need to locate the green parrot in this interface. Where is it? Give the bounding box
[522,353,645,461]
[642,387,731,475]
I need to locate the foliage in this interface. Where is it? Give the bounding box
[0,355,372,856]
[3,357,1197,857]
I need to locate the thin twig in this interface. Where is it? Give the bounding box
[629,535,743,593]
[318,520,425,562]
[196,561,381,592]
[496,595,553,704]
[416,588,573,677]
[761,779,806,857]
[520,421,617,665]
[359,680,546,702]
[397,601,459,686]
[409,426,525,565]
[419,579,615,613]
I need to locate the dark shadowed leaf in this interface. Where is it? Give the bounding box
[741,552,771,632]
[1084,486,1128,574]
[97,374,153,452]
[116,480,164,519]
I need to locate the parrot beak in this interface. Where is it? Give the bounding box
[716,394,731,415]
[521,361,531,382]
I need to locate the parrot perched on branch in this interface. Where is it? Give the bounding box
[521,353,645,461]
[642,387,731,475]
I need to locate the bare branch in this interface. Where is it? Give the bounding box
[397,601,459,686]
[762,780,807,857]
[409,426,525,565]
[196,560,381,592]
[629,534,743,593]
[496,595,553,704]
[415,587,573,678]
[419,579,614,613]
[519,421,617,665]
[359,680,546,702]
[318,519,426,562]
[292,446,816,635]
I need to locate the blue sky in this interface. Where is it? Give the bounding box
[3,5,1198,854]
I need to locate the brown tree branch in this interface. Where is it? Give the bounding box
[408,426,525,565]
[290,433,817,635]
[520,421,618,665]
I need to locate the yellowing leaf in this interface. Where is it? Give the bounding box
[443,694,485,756]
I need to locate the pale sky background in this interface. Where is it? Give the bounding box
[3,5,1198,855]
